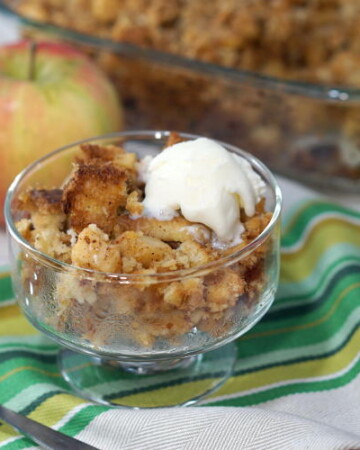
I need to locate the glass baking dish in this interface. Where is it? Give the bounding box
[1,0,360,192]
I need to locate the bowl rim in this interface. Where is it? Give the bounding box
[5,130,282,282]
[1,0,360,101]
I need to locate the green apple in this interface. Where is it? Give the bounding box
[0,40,123,223]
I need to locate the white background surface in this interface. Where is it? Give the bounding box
[0,10,20,44]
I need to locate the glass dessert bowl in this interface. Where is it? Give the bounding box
[5,131,282,408]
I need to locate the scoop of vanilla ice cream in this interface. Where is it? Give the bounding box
[140,138,266,243]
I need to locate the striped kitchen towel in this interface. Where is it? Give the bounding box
[0,200,359,449]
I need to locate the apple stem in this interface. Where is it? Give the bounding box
[28,41,37,81]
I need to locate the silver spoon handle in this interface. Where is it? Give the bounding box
[0,405,98,450]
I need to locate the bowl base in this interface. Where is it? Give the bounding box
[58,344,236,408]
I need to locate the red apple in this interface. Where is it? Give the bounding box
[0,40,123,223]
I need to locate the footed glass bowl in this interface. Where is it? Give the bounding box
[5,131,282,408]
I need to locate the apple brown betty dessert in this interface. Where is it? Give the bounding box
[14,134,272,348]
[11,0,360,87]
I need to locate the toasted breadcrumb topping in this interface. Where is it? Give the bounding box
[15,133,272,347]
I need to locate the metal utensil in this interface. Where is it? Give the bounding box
[0,405,99,449]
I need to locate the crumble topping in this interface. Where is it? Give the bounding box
[14,133,273,348]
